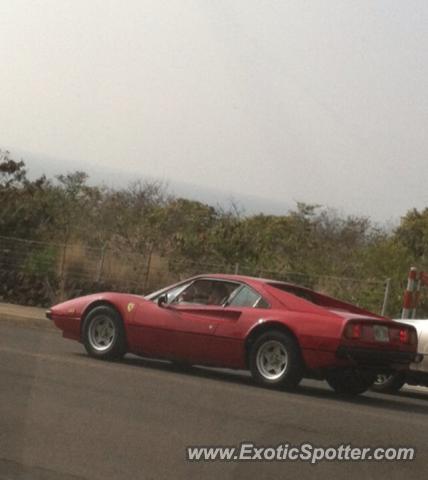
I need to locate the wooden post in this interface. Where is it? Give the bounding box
[381,278,391,317]
[142,244,153,293]
[96,244,107,283]
[58,242,67,302]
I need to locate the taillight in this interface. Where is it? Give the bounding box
[345,322,362,339]
[396,327,417,345]
[399,328,409,344]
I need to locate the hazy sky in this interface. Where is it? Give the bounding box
[1,0,427,221]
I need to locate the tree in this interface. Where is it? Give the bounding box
[395,208,428,263]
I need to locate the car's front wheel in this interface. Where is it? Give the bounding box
[326,368,376,396]
[249,330,304,390]
[82,305,127,360]
[371,372,406,393]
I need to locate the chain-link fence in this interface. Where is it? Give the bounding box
[0,236,151,307]
[0,235,394,314]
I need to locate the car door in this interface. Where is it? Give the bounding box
[152,278,243,364]
[162,302,243,364]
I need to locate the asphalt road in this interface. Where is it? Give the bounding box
[1,323,427,480]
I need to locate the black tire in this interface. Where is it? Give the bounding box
[249,330,304,390]
[326,368,376,396]
[82,305,127,360]
[371,372,406,394]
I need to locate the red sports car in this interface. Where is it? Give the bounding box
[47,274,418,395]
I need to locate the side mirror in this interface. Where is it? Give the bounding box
[157,294,168,308]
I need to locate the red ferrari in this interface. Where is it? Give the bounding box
[47,274,418,395]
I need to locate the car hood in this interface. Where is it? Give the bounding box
[50,292,145,317]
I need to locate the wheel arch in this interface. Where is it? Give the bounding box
[80,300,126,338]
[244,321,302,369]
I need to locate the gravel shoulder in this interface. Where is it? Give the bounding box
[0,302,53,330]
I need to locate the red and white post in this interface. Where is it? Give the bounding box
[402,267,418,319]
[412,274,422,319]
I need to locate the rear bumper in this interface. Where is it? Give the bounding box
[336,346,417,368]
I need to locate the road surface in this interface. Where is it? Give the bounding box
[0,322,427,480]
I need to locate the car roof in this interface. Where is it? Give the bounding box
[193,273,306,289]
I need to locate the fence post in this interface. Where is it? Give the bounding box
[234,263,239,274]
[58,242,68,302]
[96,244,107,283]
[142,244,153,293]
[44,277,56,305]
[381,278,391,316]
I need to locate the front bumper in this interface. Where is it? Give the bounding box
[336,346,417,368]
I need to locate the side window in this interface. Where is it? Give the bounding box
[174,279,238,306]
[164,282,192,304]
[147,281,192,304]
[228,285,269,308]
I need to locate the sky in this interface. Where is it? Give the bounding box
[1,0,427,221]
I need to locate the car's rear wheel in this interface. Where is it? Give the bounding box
[82,305,126,360]
[249,330,304,390]
[326,368,376,396]
[371,372,406,393]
